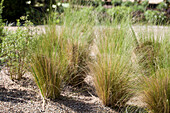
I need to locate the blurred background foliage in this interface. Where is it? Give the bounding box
[0,0,169,25]
[1,0,28,24]
[0,0,102,25]
[1,0,56,25]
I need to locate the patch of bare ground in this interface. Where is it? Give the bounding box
[0,68,117,113]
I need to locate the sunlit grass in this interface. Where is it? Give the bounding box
[139,69,170,113]
[30,25,68,99]
[10,6,170,112]
[61,8,95,86]
[89,27,135,108]
[133,27,170,113]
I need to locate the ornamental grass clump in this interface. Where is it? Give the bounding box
[63,25,94,86]
[133,27,170,113]
[133,40,160,76]
[132,26,170,76]
[131,27,161,76]
[89,27,134,108]
[62,8,95,87]
[30,25,68,99]
[65,40,92,86]
[139,69,170,113]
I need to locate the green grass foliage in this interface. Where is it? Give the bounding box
[89,26,135,108]
[30,25,68,99]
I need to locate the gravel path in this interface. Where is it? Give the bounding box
[4,25,170,35]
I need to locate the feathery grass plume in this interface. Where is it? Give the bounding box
[62,8,95,86]
[139,69,170,113]
[30,25,68,99]
[89,27,134,108]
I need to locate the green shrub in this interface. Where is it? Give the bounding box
[63,7,94,26]
[107,6,133,22]
[121,1,134,7]
[69,0,83,5]
[69,0,95,5]
[112,0,122,6]
[1,16,35,80]
[132,0,148,12]
[141,0,149,8]
[133,5,144,12]
[157,2,168,10]
[144,10,167,24]
[93,0,104,6]
[133,4,146,13]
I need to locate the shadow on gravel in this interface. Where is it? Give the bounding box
[0,85,36,103]
[68,83,97,97]
[13,76,37,89]
[114,105,148,113]
[54,95,98,112]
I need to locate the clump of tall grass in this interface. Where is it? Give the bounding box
[139,69,170,113]
[61,8,95,86]
[133,41,160,76]
[131,27,164,76]
[65,38,92,86]
[89,27,134,108]
[30,25,68,99]
[31,7,95,99]
[133,27,170,113]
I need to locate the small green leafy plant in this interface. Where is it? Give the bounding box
[1,16,35,80]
